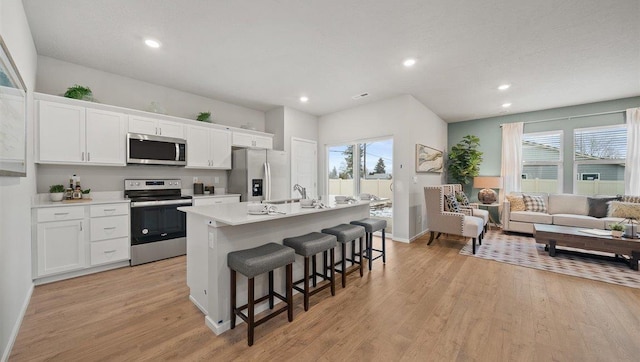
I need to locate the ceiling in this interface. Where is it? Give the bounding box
[22,0,640,122]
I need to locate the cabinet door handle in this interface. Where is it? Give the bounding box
[104,208,116,212]
[81,152,85,161]
[80,222,83,231]
[103,227,117,230]
[159,127,162,136]
[54,212,69,216]
[104,250,117,254]
[88,152,90,161]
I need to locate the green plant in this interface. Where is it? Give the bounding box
[64,84,93,100]
[196,111,211,122]
[610,223,625,231]
[447,135,483,186]
[82,189,91,194]
[49,184,65,193]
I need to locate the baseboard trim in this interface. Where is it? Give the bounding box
[394,229,429,244]
[2,282,34,362]
[34,261,130,286]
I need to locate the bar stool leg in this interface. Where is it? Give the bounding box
[382,229,386,263]
[312,255,317,287]
[230,269,236,329]
[248,277,255,346]
[286,264,293,322]
[359,236,364,277]
[268,270,274,309]
[330,248,336,296]
[341,243,347,288]
[303,256,310,311]
[367,232,373,271]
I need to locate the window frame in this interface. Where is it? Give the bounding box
[521,130,564,194]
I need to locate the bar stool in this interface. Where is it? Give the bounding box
[321,224,366,288]
[228,242,295,346]
[350,218,387,271]
[283,232,337,311]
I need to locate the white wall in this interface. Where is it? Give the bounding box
[319,95,447,242]
[0,1,38,360]
[265,106,285,150]
[36,56,266,131]
[284,107,318,152]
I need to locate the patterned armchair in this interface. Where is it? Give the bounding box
[444,184,489,233]
[424,185,485,253]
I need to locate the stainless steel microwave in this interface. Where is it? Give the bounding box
[127,133,187,166]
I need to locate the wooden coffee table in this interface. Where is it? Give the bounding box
[533,224,640,270]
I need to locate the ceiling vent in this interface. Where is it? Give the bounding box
[352,92,369,100]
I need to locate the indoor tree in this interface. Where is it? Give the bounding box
[447,135,483,187]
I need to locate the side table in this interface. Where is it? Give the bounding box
[474,203,501,229]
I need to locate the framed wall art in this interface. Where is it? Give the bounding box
[415,144,443,173]
[0,35,27,177]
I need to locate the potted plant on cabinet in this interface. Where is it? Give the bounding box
[196,111,212,123]
[82,189,91,199]
[49,184,65,202]
[610,223,625,238]
[447,135,483,188]
[63,84,94,101]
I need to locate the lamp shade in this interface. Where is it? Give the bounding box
[473,176,503,189]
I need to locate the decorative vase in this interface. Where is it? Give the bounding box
[82,193,91,199]
[611,230,623,238]
[50,192,64,202]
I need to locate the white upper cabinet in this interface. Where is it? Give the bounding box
[128,115,185,139]
[38,101,126,165]
[232,131,273,149]
[186,125,231,169]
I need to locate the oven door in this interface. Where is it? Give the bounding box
[130,202,189,245]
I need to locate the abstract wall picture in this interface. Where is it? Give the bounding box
[416,144,443,173]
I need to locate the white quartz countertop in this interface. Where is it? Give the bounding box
[32,196,130,208]
[178,200,370,226]
[190,194,240,199]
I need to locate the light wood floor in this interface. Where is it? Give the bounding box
[10,231,640,361]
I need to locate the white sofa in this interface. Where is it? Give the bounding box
[502,193,627,234]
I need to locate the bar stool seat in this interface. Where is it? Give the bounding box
[283,232,337,311]
[228,242,295,346]
[350,218,387,271]
[321,224,365,288]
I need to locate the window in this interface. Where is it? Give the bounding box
[522,131,563,193]
[574,125,626,196]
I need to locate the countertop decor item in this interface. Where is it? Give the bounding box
[82,189,91,199]
[49,184,65,202]
[196,111,212,122]
[63,84,94,101]
[609,222,625,238]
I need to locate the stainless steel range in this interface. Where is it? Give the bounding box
[125,179,192,266]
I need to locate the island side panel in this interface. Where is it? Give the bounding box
[185,213,211,315]
[207,203,369,334]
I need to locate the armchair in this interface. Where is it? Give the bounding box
[443,184,489,233]
[424,185,484,253]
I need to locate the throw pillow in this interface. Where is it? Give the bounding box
[444,193,461,212]
[455,191,470,206]
[506,195,526,212]
[522,194,547,213]
[587,196,621,218]
[620,195,640,204]
[608,201,640,220]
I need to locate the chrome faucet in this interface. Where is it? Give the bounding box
[293,184,307,199]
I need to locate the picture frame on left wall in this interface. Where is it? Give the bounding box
[416,144,443,173]
[0,35,27,177]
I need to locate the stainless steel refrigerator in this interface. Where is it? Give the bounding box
[228,149,290,202]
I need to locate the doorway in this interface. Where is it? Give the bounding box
[327,137,393,234]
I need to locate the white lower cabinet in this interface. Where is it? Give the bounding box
[192,195,240,206]
[33,202,130,282]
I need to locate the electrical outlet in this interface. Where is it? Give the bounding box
[193,177,198,183]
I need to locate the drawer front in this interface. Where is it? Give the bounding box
[90,237,130,265]
[90,215,129,241]
[90,203,129,217]
[37,206,85,222]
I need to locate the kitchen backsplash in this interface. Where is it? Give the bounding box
[36,164,228,194]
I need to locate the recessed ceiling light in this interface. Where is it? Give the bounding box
[502,103,512,108]
[299,96,309,103]
[498,84,511,90]
[403,58,416,67]
[145,39,161,48]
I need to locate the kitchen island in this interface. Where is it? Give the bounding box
[178,200,370,335]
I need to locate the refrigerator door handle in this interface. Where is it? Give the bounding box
[267,162,272,201]
[264,162,271,201]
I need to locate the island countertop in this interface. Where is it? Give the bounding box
[178,200,370,226]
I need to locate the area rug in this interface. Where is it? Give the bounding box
[459,230,640,289]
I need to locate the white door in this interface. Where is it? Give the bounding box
[38,101,85,163]
[291,138,317,199]
[187,125,212,168]
[85,108,127,165]
[210,128,232,169]
[37,220,85,276]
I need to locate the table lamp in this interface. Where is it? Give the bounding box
[474,176,503,204]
